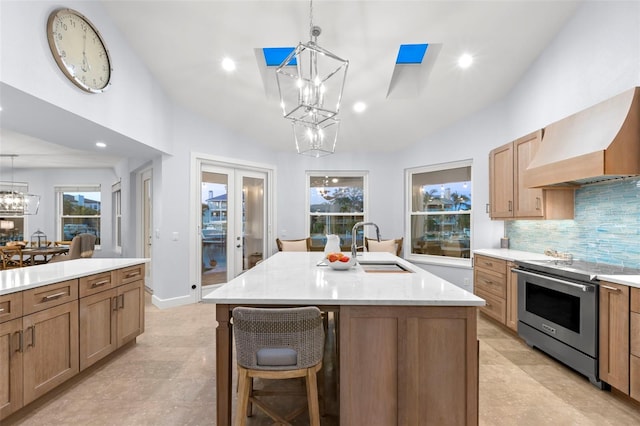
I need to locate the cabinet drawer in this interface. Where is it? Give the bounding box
[474,255,506,275]
[23,280,79,315]
[631,311,640,357]
[117,264,145,285]
[79,272,115,298]
[0,292,22,323]
[475,288,506,324]
[474,269,506,299]
[632,288,640,313]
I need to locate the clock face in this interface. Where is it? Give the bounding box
[47,9,111,93]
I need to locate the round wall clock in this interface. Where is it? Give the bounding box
[47,8,112,93]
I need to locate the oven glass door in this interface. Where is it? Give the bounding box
[517,270,597,357]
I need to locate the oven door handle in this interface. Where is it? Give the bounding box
[515,269,593,292]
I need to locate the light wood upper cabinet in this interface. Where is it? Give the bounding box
[489,130,574,220]
[599,281,630,393]
[489,143,515,218]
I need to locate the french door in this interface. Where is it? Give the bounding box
[200,164,267,290]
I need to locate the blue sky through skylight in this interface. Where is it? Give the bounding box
[263,47,296,66]
[396,44,428,64]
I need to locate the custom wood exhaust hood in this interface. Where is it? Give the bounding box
[524,87,640,188]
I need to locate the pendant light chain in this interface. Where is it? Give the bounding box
[309,0,314,40]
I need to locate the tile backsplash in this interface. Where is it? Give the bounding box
[506,177,640,268]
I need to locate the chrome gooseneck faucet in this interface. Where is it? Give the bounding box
[351,222,380,257]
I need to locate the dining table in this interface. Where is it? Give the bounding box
[20,246,69,265]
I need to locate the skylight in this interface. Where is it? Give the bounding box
[396,44,428,64]
[263,47,296,66]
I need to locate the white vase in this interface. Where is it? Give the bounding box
[324,234,341,256]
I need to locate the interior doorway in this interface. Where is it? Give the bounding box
[141,168,153,292]
[200,164,267,291]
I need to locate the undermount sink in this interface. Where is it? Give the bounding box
[357,260,413,273]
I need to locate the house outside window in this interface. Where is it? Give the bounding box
[406,161,472,263]
[56,186,101,245]
[307,172,367,251]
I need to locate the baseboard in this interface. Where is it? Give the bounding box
[151,293,195,309]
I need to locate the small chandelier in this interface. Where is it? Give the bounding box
[0,155,40,216]
[292,117,340,158]
[276,0,348,156]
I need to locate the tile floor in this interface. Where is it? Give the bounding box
[4,294,640,425]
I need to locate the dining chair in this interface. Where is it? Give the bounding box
[49,233,97,263]
[0,246,23,269]
[232,306,325,426]
[276,237,311,252]
[365,237,404,257]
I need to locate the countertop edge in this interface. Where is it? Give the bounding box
[0,258,149,296]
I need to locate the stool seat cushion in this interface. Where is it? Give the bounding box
[256,347,298,366]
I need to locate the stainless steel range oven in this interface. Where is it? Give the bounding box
[515,259,640,389]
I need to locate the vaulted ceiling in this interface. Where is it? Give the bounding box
[1,0,582,168]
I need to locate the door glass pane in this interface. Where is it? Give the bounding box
[242,176,264,272]
[202,172,228,286]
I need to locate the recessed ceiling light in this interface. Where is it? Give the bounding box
[458,53,473,69]
[353,102,367,113]
[221,57,236,72]
[96,142,106,148]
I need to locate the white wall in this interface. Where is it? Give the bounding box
[2,1,639,303]
[0,0,172,153]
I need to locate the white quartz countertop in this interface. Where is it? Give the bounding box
[474,248,640,289]
[203,252,485,306]
[473,248,556,262]
[0,258,149,295]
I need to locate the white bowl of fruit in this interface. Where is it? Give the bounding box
[325,252,356,270]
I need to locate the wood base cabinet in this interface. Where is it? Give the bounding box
[599,282,630,393]
[631,288,640,402]
[79,266,145,371]
[340,305,478,425]
[0,318,23,419]
[1,281,79,419]
[1,263,145,421]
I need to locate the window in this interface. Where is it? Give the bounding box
[56,186,101,245]
[406,161,472,263]
[307,172,367,251]
[112,181,122,253]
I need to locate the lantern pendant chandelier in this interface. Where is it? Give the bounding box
[0,155,40,216]
[276,0,349,157]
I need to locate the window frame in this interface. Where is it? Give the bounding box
[112,181,122,254]
[55,185,102,248]
[405,160,473,268]
[306,171,369,251]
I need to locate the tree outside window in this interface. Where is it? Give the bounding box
[308,174,366,250]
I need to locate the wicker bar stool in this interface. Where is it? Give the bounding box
[232,306,325,426]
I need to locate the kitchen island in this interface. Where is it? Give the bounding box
[204,251,485,425]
